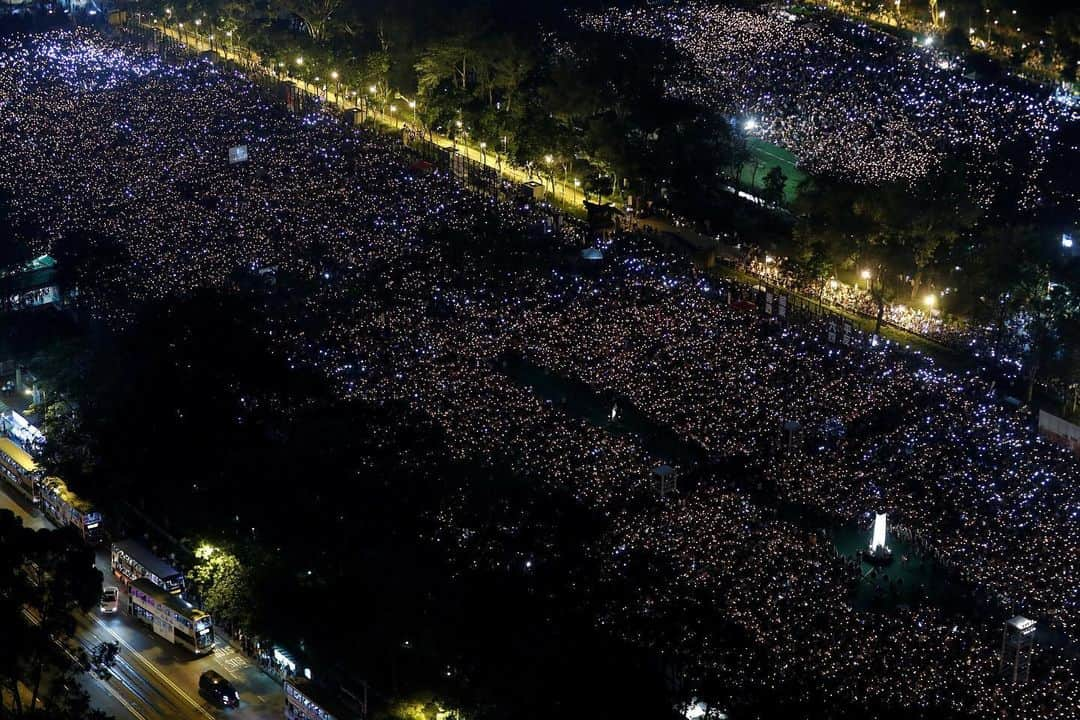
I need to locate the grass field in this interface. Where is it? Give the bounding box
[738,137,806,204]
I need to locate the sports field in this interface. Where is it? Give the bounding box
[739,137,806,204]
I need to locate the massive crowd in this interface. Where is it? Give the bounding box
[2,29,1080,717]
[581,3,1080,211]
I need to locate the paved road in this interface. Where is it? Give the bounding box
[1,480,284,720]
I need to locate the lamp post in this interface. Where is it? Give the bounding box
[861,268,872,290]
[544,154,554,197]
[331,71,339,105]
[407,99,418,133]
[479,142,487,165]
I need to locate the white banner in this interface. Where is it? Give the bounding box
[1039,410,1080,456]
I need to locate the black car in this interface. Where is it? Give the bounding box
[199,670,239,708]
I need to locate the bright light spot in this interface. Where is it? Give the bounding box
[870,513,888,553]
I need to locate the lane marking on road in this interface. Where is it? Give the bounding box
[90,614,216,720]
[50,630,148,720]
[93,671,150,720]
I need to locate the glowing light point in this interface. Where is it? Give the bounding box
[870,513,887,553]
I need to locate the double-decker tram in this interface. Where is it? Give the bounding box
[0,437,42,502]
[111,539,186,594]
[38,477,102,544]
[128,578,214,655]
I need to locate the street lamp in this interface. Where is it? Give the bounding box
[924,292,937,309]
[479,141,487,164]
[860,268,872,290]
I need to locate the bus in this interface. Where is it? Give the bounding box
[38,477,102,544]
[111,539,185,594]
[128,577,214,655]
[285,676,363,720]
[0,437,42,502]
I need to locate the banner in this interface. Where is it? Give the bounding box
[1038,410,1080,456]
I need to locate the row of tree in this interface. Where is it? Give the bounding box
[142,0,762,211]
[790,170,1080,404]
[0,511,106,720]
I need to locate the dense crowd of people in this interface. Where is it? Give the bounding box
[2,28,1080,717]
[581,3,1080,211]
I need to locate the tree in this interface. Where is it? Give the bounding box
[271,0,355,42]
[762,166,787,207]
[191,544,253,629]
[0,511,104,718]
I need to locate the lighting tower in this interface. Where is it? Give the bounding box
[654,465,677,499]
[1001,616,1036,684]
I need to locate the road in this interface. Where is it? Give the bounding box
[0,481,284,720]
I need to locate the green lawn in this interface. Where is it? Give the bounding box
[739,137,806,204]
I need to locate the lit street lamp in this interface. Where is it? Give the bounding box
[861,268,872,290]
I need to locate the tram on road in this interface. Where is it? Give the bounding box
[111,539,185,594]
[38,476,102,544]
[0,437,42,502]
[128,577,214,655]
